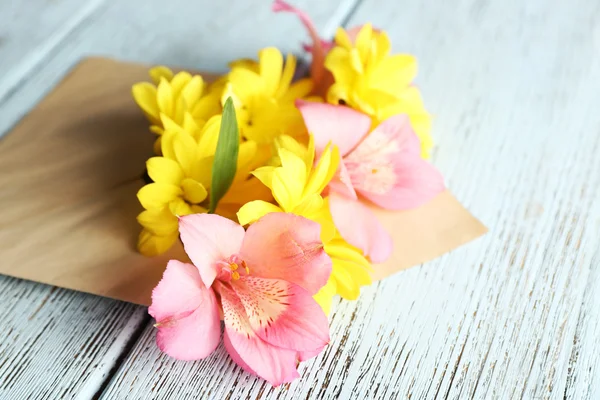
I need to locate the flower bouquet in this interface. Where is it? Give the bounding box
[0,0,487,388]
[126,1,486,385]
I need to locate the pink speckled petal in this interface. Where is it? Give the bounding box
[218,282,300,386]
[233,276,330,353]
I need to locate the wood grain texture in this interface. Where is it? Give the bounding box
[99,0,600,398]
[0,1,355,399]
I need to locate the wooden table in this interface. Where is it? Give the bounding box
[1,0,599,398]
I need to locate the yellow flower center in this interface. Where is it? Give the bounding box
[229,260,250,281]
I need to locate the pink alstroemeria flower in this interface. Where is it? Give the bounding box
[296,101,445,263]
[149,212,332,386]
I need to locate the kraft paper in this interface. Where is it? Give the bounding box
[0,57,487,305]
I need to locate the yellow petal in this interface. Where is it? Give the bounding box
[305,204,336,244]
[191,92,222,122]
[304,144,340,196]
[334,27,353,50]
[355,23,373,65]
[181,178,208,204]
[278,148,307,191]
[293,193,323,216]
[326,82,351,107]
[336,258,372,287]
[189,155,213,188]
[271,149,307,210]
[197,115,221,158]
[153,136,162,155]
[349,48,364,74]
[275,54,296,98]
[137,229,178,256]
[229,58,260,72]
[181,75,205,108]
[370,54,417,93]
[136,207,178,236]
[191,204,208,214]
[172,131,198,176]
[313,277,337,315]
[137,183,181,210]
[181,112,201,135]
[160,114,182,133]
[281,78,313,103]
[327,253,373,286]
[252,166,275,189]
[150,125,164,135]
[156,77,173,116]
[325,239,372,270]
[332,259,361,299]
[373,31,392,64]
[259,47,284,96]
[223,176,274,206]
[324,47,355,88]
[132,83,160,125]
[149,66,174,85]
[305,135,315,173]
[228,68,265,100]
[160,131,177,160]
[237,140,258,173]
[274,134,308,161]
[169,198,194,216]
[146,157,184,185]
[170,71,192,98]
[237,200,282,226]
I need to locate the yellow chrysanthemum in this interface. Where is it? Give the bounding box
[225,47,313,145]
[237,137,372,313]
[324,24,433,158]
[132,66,222,153]
[136,115,268,256]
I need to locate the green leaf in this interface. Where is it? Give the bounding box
[209,97,239,213]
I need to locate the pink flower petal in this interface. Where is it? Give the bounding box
[178,213,245,287]
[218,282,300,386]
[328,193,393,263]
[223,330,256,376]
[328,159,357,199]
[149,260,221,360]
[345,114,445,210]
[298,345,326,362]
[234,276,330,352]
[296,101,372,157]
[240,212,331,294]
[357,155,445,209]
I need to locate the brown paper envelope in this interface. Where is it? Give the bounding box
[0,57,487,306]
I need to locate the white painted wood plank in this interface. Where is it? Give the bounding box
[0,277,147,399]
[0,0,105,100]
[0,0,354,139]
[0,1,352,399]
[98,0,600,398]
